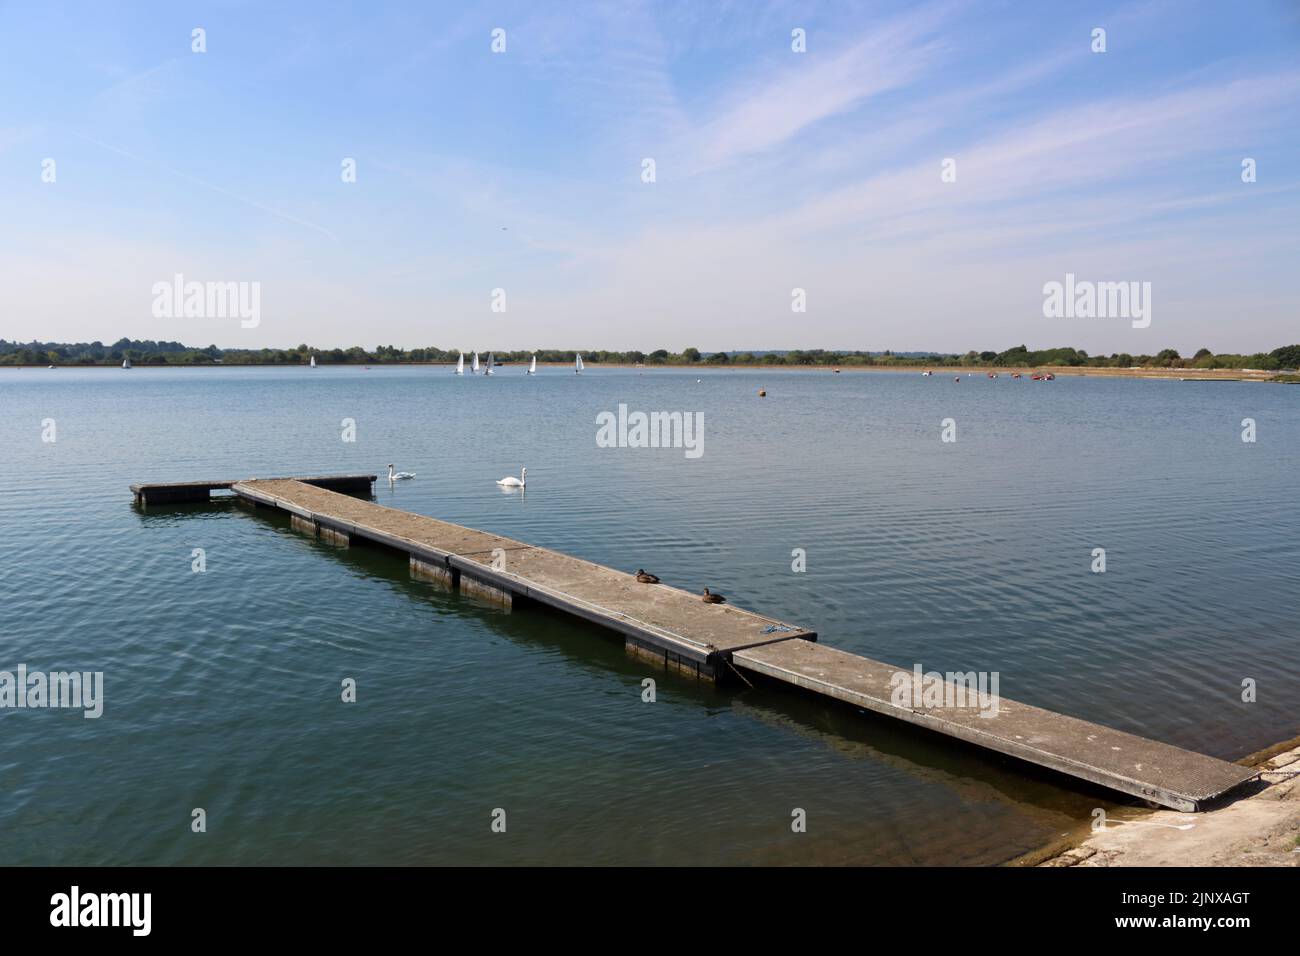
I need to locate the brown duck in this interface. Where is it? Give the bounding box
[635,569,660,584]
[701,588,726,604]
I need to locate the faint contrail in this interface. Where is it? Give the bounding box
[68,129,339,241]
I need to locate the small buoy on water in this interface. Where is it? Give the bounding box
[758,388,766,397]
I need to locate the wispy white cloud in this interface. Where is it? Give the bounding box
[682,3,954,173]
[5,0,1298,353]
[772,69,1300,242]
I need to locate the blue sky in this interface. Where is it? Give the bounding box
[2,0,1298,353]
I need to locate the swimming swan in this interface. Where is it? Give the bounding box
[387,464,416,481]
[496,467,526,488]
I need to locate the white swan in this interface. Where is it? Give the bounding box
[496,467,526,488]
[387,463,416,481]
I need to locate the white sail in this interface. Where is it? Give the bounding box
[471,352,480,373]
[456,353,464,374]
[485,351,495,375]
[310,355,317,368]
[528,354,536,374]
[122,357,132,369]
[575,353,584,373]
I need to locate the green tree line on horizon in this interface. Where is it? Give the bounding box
[3,338,1298,371]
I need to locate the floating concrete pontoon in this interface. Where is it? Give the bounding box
[131,474,1259,810]
[131,474,375,506]
[230,478,813,678]
[733,641,1257,812]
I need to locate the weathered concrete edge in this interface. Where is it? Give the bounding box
[132,474,376,492]
[732,649,1258,812]
[132,475,375,505]
[130,480,237,493]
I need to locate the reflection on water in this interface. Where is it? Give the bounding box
[1,365,1295,864]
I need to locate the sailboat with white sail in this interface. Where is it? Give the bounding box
[528,354,537,375]
[485,351,495,375]
[455,353,464,375]
[122,356,132,369]
[471,352,480,374]
[309,355,317,368]
[575,353,584,374]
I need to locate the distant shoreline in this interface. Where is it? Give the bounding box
[2,362,1288,381]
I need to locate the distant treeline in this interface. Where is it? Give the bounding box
[3,339,1298,371]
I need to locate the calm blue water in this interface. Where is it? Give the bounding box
[1,365,1296,865]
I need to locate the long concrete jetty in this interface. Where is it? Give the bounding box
[230,477,813,678]
[132,474,1258,811]
[733,641,1255,812]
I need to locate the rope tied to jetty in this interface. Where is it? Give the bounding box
[724,658,754,689]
